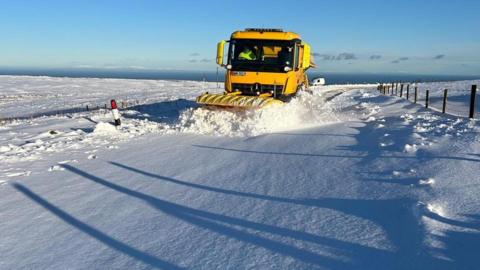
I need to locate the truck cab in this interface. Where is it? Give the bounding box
[217,28,313,101]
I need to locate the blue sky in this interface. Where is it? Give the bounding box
[0,0,479,75]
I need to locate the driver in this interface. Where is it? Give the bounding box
[238,46,256,60]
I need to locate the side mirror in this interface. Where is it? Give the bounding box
[302,43,311,69]
[216,40,226,66]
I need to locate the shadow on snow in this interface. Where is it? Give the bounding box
[123,99,197,125]
[35,163,474,269]
[12,183,183,270]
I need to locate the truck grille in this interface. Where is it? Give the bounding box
[231,83,284,96]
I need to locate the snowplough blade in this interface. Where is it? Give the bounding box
[196,93,283,109]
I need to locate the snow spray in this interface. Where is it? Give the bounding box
[110,99,121,126]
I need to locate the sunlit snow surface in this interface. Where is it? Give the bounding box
[0,76,479,269]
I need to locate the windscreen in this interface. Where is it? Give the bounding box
[228,39,295,72]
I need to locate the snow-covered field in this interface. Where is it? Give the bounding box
[0,75,216,119]
[0,76,479,269]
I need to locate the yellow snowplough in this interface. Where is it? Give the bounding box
[196,28,314,109]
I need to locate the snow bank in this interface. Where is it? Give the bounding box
[92,122,119,135]
[176,91,342,136]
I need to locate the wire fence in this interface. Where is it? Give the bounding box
[377,83,478,119]
[0,99,143,124]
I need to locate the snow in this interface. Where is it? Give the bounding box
[419,178,435,186]
[176,91,341,136]
[0,76,479,269]
[404,143,418,153]
[92,122,119,135]
[0,75,215,119]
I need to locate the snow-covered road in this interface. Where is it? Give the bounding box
[0,76,479,269]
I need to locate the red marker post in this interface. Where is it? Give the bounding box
[110,99,121,126]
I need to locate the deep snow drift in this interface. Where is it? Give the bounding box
[0,76,479,269]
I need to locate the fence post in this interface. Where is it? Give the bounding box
[110,100,121,126]
[469,85,477,118]
[414,87,418,103]
[395,83,398,95]
[442,89,448,114]
[425,90,430,108]
[406,84,410,100]
[400,84,404,97]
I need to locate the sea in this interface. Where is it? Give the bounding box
[0,67,478,85]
